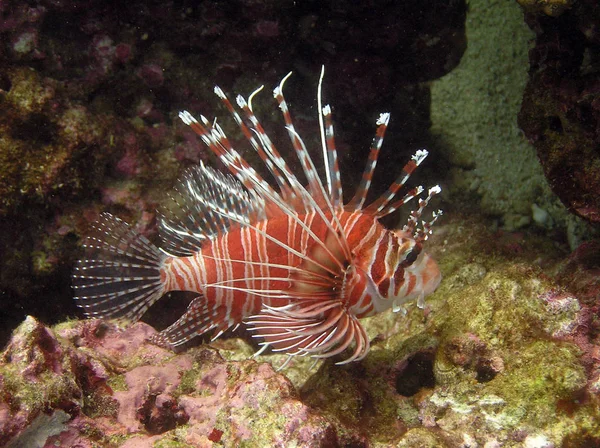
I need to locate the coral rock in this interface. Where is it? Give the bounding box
[518,0,600,223]
[0,318,341,447]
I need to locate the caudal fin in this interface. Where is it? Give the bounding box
[72,212,167,322]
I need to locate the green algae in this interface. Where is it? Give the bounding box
[175,363,201,397]
[4,67,56,116]
[104,434,132,447]
[212,336,326,388]
[1,366,79,414]
[52,317,86,333]
[429,0,578,234]
[395,428,454,448]
[106,374,128,393]
[153,440,190,448]
[214,404,287,448]
[301,365,365,427]
[300,338,437,445]
[485,340,586,427]
[440,264,550,348]
[169,347,299,446]
[0,68,109,213]
[83,392,119,419]
[0,319,81,417]
[421,223,597,443]
[198,360,294,447]
[422,337,596,445]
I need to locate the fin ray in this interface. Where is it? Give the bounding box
[347,112,390,210]
[159,162,266,256]
[72,213,167,322]
[247,301,369,362]
[149,296,227,347]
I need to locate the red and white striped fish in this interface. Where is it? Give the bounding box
[73,68,442,366]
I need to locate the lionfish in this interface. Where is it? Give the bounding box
[72,68,442,367]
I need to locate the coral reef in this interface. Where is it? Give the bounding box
[1,0,599,444]
[0,65,183,346]
[2,213,600,446]
[518,0,600,225]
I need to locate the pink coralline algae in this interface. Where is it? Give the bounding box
[554,240,600,392]
[0,317,338,447]
[255,20,280,38]
[115,43,132,64]
[115,133,142,178]
[136,63,165,88]
[90,35,117,76]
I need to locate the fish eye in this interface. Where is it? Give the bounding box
[400,242,422,267]
[403,249,419,266]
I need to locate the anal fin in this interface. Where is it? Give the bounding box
[149,296,229,348]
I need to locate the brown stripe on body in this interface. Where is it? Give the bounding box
[368,232,390,285]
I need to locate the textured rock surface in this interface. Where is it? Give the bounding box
[430,0,595,246]
[430,0,547,231]
[296,213,600,446]
[0,318,337,447]
[518,0,600,224]
[2,213,600,447]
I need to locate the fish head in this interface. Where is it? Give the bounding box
[395,228,441,292]
[358,229,441,315]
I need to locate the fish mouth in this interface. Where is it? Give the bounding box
[412,253,442,297]
[394,252,442,309]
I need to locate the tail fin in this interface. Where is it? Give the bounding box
[72,212,167,322]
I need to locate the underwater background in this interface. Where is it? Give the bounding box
[1,0,600,446]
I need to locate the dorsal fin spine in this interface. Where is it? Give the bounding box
[322,104,343,207]
[234,92,352,268]
[210,93,350,272]
[280,126,352,263]
[317,65,332,198]
[348,112,390,210]
[376,185,424,218]
[364,149,429,215]
[183,75,356,282]
[269,73,351,261]
[181,110,278,200]
[214,86,293,199]
[273,73,324,201]
[234,95,300,202]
